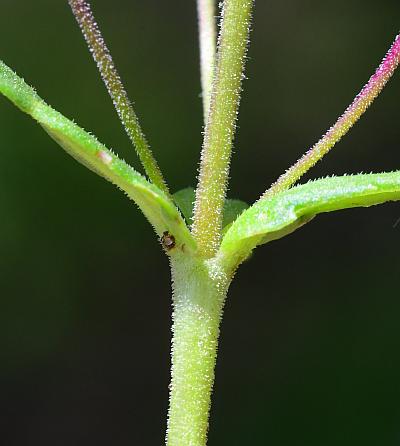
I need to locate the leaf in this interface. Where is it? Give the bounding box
[219,172,400,270]
[222,198,249,233]
[173,187,248,229]
[173,188,196,226]
[0,60,195,252]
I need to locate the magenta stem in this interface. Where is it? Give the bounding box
[263,33,400,199]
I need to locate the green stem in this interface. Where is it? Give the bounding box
[197,0,217,121]
[166,253,230,446]
[192,0,254,258]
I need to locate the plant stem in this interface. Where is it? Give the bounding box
[68,0,169,195]
[197,0,217,121]
[166,253,230,446]
[192,0,254,258]
[262,33,400,200]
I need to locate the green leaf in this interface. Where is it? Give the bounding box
[173,188,196,226]
[219,172,400,270]
[173,187,248,229]
[0,60,195,252]
[222,198,249,233]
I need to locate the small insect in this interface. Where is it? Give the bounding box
[161,231,176,251]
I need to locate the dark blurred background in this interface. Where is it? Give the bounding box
[0,1,399,444]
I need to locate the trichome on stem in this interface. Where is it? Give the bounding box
[0,1,399,445]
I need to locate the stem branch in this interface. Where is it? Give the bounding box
[193,0,254,258]
[262,33,400,200]
[197,0,217,121]
[68,0,169,195]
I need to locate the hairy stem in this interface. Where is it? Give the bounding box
[192,0,254,258]
[167,254,230,446]
[197,0,217,121]
[263,33,400,199]
[68,0,169,195]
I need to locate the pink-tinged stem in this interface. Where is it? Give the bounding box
[68,0,169,195]
[262,33,400,200]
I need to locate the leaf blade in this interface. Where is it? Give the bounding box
[0,60,195,251]
[220,172,400,270]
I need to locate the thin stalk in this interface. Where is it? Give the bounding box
[166,254,230,446]
[68,0,169,195]
[262,33,400,200]
[192,0,254,258]
[197,0,217,121]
